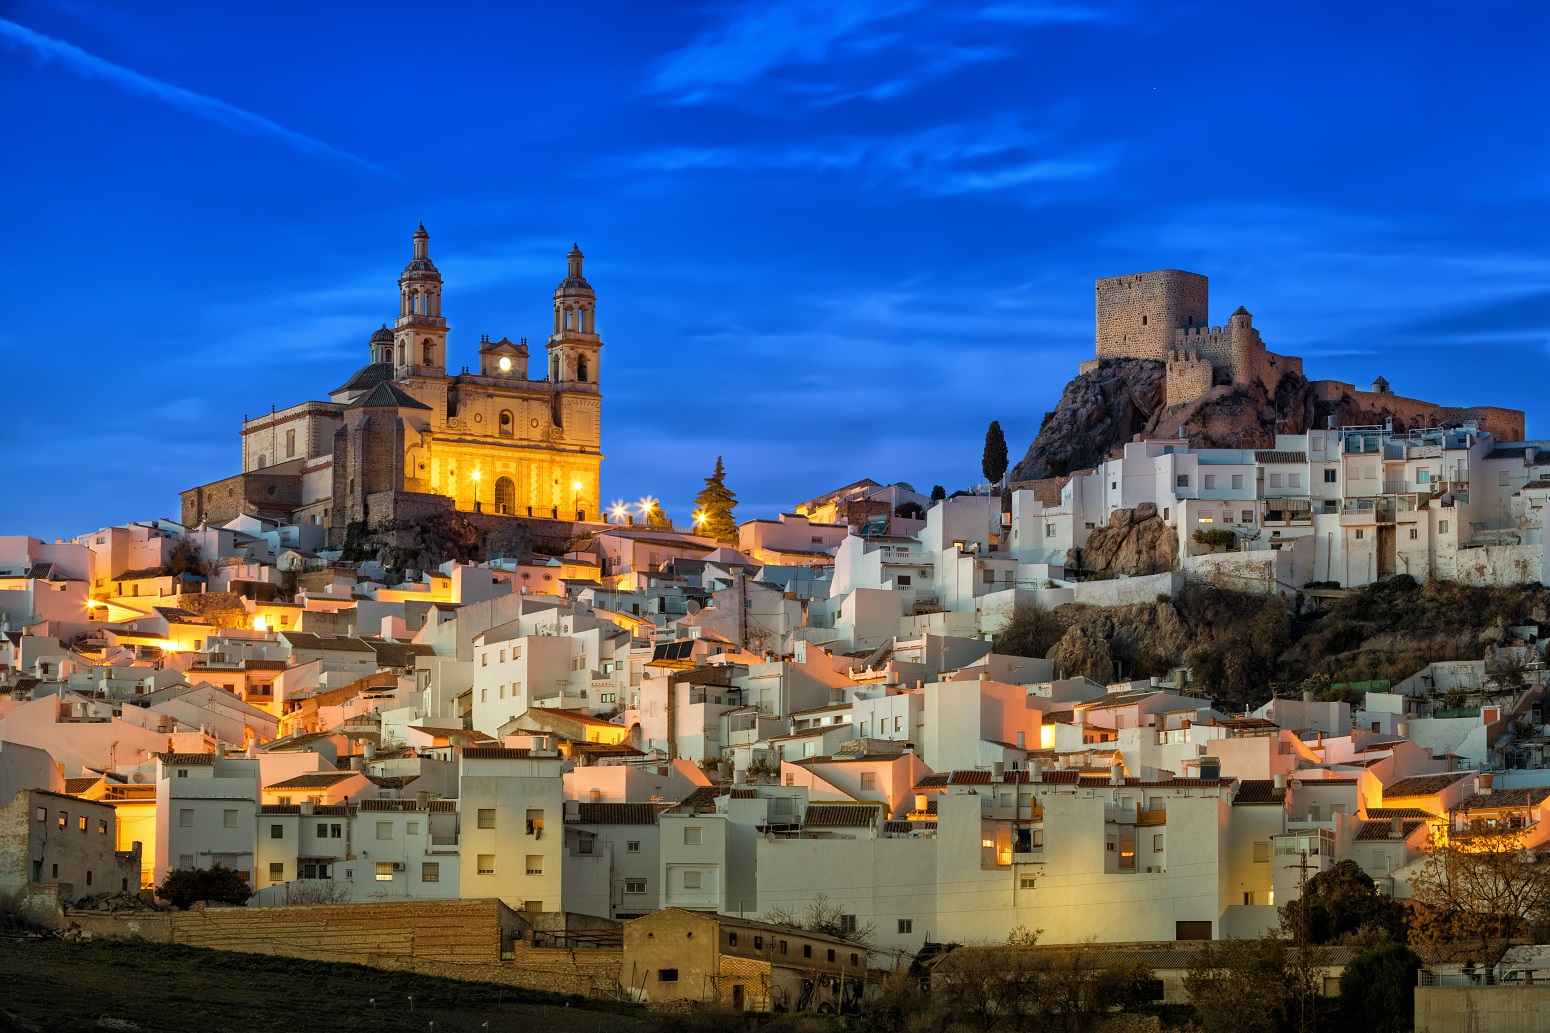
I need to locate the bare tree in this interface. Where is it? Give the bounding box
[761,893,875,948]
[1408,812,1550,970]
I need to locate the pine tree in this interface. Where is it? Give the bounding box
[930,484,947,502]
[982,421,1008,485]
[694,456,739,541]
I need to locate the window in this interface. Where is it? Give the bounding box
[481,653,488,667]
[851,953,859,966]
[498,410,513,437]
[1268,473,1282,488]
[579,839,594,855]
[1253,841,1271,864]
[1501,470,1510,486]
[1409,528,1419,540]
[684,827,703,846]
[526,855,544,875]
[377,821,393,840]
[754,936,763,950]
[179,855,194,868]
[1176,474,1189,488]
[982,569,994,585]
[269,863,284,882]
[285,429,296,458]
[803,944,813,959]
[1323,469,1337,483]
[780,940,788,954]
[331,824,342,839]
[422,862,439,883]
[1231,474,1244,489]
[897,575,911,586]
[34,807,44,822]
[1288,473,1301,488]
[1153,834,1164,851]
[478,809,496,829]
[625,878,646,893]
[658,970,679,982]
[1440,520,1450,533]
[376,862,394,882]
[860,773,877,790]
[1242,510,1254,523]
[729,932,738,946]
[78,816,88,831]
[98,819,108,835]
[1243,891,1257,906]
[898,919,913,934]
[1045,524,1056,538]
[223,809,238,829]
[179,809,194,828]
[1203,474,1216,489]
[526,809,544,833]
[1355,529,1364,540]
[627,841,640,853]
[477,854,495,875]
[407,822,419,835]
[683,870,702,889]
[840,914,858,935]
[828,949,836,963]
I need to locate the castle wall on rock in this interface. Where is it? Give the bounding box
[1087,269,1521,432]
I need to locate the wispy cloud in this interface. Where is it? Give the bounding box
[650,0,921,103]
[0,17,390,175]
[626,119,1116,198]
[977,1,1109,26]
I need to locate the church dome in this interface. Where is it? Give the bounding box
[369,324,393,344]
[402,257,439,275]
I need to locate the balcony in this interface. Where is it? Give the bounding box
[1137,809,1167,827]
[427,835,459,854]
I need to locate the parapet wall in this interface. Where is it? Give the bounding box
[31,891,623,997]
[1312,382,1525,441]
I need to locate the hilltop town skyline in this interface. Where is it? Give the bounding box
[4,2,1549,538]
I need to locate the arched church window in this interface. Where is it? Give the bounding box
[577,356,589,382]
[423,339,434,365]
[498,410,513,437]
[256,454,266,469]
[494,476,516,516]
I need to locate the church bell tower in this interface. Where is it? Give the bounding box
[546,244,601,390]
[393,223,448,378]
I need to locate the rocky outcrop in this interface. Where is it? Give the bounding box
[1011,359,1483,484]
[1013,359,1166,480]
[1046,623,1114,683]
[1070,503,1178,578]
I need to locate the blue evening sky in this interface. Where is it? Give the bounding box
[2,1,1547,539]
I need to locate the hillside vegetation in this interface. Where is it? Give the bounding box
[997,576,1550,708]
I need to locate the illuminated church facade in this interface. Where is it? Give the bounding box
[181,225,604,546]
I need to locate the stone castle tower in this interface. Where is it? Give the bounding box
[1082,269,1302,407]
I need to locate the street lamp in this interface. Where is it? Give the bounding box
[471,469,481,512]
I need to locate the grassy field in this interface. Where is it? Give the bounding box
[0,937,653,1033]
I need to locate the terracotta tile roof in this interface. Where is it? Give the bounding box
[365,774,419,789]
[884,819,936,835]
[1355,819,1427,842]
[1364,807,1436,819]
[804,803,883,828]
[156,752,215,765]
[265,772,359,790]
[461,746,537,759]
[64,776,102,794]
[916,769,1232,789]
[1383,772,1474,798]
[679,785,732,812]
[1255,450,1308,464]
[569,802,661,825]
[1234,779,1288,805]
[1454,788,1550,810]
[525,706,628,729]
[357,797,457,812]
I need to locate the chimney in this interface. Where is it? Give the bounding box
[1480,772,1494,795]
[349,756,364,771]
[1391,816,1404,839]
[300,800,315,815]
[991,761,1006,780]
[1110,763,1124,786]
[1073,710,1086,728]
[1016,731,1027,749]
[1303,689,1314,703]
[1273,774,1285,789]
[590,788,603,803]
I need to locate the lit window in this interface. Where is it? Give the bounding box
[375,862,394,882]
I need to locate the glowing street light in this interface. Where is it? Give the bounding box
[692,510,706,528]
[471,469,482,512]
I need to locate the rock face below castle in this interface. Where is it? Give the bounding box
[1010,269,1525,483]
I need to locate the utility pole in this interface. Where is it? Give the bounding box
[1286,849,1320,1033]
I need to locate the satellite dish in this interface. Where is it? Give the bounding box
[130,771,145,783]
[686,600,701,616]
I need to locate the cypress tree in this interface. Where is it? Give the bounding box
[982,421,1009,485]
[694,456,738,541]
